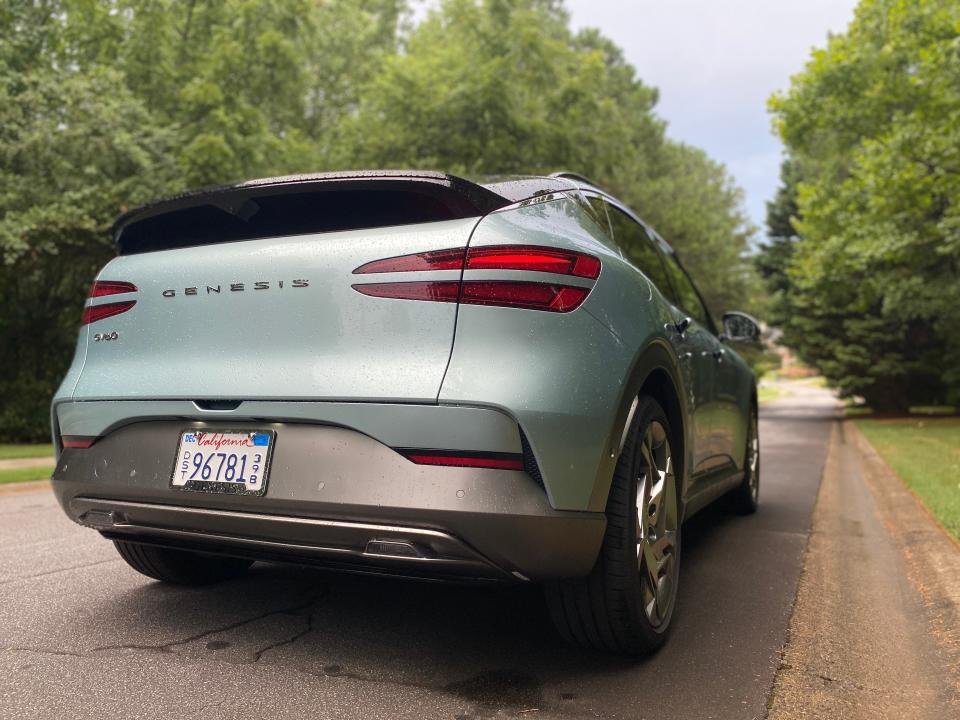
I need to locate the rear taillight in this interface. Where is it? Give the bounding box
[81,301,136,325]
[352,245,599,313]
[352,281,588,312]
[82,281,137,325]
[461,281,588,312]
[352,281,461,303]
[353,249,465,274]
[465,246,601,279]
[89,281,138,297]
[399,449,524,471]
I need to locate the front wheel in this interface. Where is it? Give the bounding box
[545,396,681,655]
[729,404,760,514]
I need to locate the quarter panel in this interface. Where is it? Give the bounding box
[50,328,89,451]
[439,197,691,512]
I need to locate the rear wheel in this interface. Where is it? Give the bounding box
[113,540,253,585]
[546,396,681,655]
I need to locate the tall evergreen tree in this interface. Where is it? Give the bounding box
[769,0,960,410]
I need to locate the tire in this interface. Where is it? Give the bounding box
[113,540,253,585]
[729,403,760,515]
[545,396,681,655]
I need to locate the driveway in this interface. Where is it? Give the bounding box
[0,388,838,719]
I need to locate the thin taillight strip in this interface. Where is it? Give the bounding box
[81,300,137,325]
[89,281,138,297]
[352,281,460,303]
[353,248,466,274]
[352,281,590,313]
[353,245,601,279]
[466,245,601,279]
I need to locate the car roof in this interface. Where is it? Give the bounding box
[478,173,677,256]
[112,169,674,254]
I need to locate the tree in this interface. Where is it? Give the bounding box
[768,0,960,411]
[0,0,407,440]
[754,158,801,327]
[0,69,180,440]
[632,141,758,317]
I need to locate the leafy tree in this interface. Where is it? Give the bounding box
[0,0,406,440]
[0,69,179,440]
[769,0,960,411]
[632,141,758,317]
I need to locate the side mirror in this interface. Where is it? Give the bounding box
[722,311,762,345]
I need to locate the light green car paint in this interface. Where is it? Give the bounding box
[52,174,755,518]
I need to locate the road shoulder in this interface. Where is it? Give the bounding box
[767,421,960,719]
[0,479,52,497]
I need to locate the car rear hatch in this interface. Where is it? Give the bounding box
[70,172,511,403]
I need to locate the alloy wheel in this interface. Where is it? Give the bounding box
[747,413,760,502]
[636,420,678,627]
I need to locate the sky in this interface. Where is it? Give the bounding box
[563,0,859,234]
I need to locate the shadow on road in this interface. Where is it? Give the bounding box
[89,506,743,710]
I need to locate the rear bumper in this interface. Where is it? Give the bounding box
[52,420,606,581]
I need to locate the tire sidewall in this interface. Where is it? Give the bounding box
[613,396,681,647]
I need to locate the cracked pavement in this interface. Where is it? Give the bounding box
[0,388,837,719]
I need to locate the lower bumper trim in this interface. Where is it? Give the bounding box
[74,497,513,581]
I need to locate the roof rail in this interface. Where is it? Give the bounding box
[549,171,602,189]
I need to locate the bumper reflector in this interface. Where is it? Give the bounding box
[62,436,98,449]
[399,450,524,471]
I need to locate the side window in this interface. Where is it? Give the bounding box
[606,205,673,298]
[661,251,714,331]
[583,194,612,239]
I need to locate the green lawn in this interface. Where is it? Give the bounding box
[856,418,960,540]
[0,465,55,485]
[0,443,54,460]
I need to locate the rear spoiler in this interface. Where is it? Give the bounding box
[113,171,516,255]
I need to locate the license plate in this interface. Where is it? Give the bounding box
[171,430,274,496]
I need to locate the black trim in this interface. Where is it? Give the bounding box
[519,428,545,490]
[113,171,513,254]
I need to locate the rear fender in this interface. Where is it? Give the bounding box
[588,340,691,513]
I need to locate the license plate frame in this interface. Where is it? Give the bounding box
[170,429,276,496]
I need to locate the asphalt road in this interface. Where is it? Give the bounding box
[0,387,837,720]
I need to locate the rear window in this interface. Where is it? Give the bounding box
[117,188,480,255]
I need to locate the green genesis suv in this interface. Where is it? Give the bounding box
[51,171,761,654]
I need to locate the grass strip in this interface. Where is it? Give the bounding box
[855,418,960,540]
[0,444,54,460]
[0,466,55,485]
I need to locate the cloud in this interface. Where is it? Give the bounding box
[565,0,858,231]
